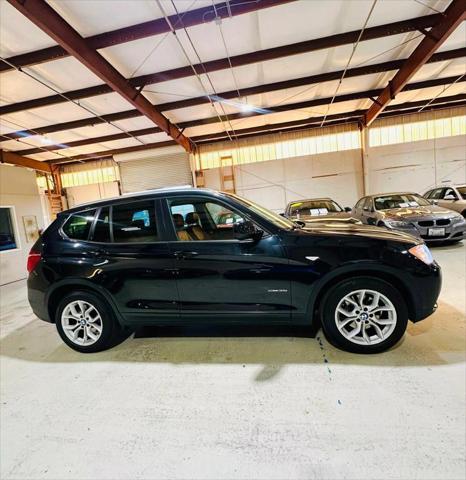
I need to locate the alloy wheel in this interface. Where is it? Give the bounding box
[61,300,103,346]
[334,289,397,346]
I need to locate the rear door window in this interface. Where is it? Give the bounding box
[62,210,96,240]
[112,201,158,243]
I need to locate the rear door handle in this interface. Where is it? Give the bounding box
[174,251,199,259]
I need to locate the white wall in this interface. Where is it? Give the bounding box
[202,134,465,211]
[66,181,120,208]
[204,149,363,212]
[367,135,466,196]
[0,165,46,285]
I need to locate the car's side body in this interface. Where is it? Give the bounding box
[28,189,441,337]
[424,185,466,217]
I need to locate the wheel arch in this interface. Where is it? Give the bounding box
[308,266,416,329]
[46,279,125,326]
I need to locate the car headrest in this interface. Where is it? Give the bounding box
[172,214,185,229]
[131,219,145,229]
[186,212,200,225]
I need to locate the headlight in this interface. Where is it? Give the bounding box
[385,220,413,228]
[451,216,465,224]
[408,244,434,265]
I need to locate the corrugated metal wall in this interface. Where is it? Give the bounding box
[118,152,192,193]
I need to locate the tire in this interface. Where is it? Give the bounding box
[55,291,124,353]
[320,277,408,354]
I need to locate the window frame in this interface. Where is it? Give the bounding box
[443,187,458,200]
[162,195,270,243]
[363,197,374,211]
[61,198,167,245]
[110,199,164,244]
[0,205,21,254]
[355,198,366,210]
[60,208,97,242]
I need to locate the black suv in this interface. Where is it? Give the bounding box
[27,188,441,354]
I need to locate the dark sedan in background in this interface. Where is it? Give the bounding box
[352,192,466,243]
[283,198,360,225]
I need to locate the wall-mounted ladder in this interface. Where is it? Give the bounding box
[220,156,236,194]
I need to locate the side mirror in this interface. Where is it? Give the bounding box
[344,207,352,212]
[430,199,439,205]
[279,212,286,217]
[234,220,263,242]
[444,194,457,201]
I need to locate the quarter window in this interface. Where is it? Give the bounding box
[112,201,158,243]
[62,210,96,240]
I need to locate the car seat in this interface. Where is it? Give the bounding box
[186,212,209,240]
[172,214,192,241]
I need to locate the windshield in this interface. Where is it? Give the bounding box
[288,199,342,217]
[457,186,466,199]
[226,193,295,230]
[374,194,430,210]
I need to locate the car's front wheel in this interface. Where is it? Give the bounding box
[320,277,408,354]
[55,291,124,353]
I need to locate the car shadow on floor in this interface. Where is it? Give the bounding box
[1,301,464,372]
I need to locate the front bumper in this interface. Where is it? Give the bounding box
[408,261,442,322]
[388,220,466,243]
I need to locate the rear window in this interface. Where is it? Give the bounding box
[62,210,96,240]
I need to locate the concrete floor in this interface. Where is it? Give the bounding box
[1,244,465,480]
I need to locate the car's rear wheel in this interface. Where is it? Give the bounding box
[56,291,123,353]
[320,277,408,354]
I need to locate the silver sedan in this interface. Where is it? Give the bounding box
[352,192,466,243]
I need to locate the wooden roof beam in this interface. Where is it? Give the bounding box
[0,0,296,73]
[364,0,466,126]
[0,149,52,173]
[7,0,192,152]
[46,96,466,165]
[13,75,465,156]
[0,13,445,115]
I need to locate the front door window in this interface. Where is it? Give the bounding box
[168,197,248,241]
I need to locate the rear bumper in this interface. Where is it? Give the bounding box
[27,275,52,323]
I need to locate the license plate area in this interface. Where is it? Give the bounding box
[428,227,445,236]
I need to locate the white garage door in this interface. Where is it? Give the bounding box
[119,152,192,193]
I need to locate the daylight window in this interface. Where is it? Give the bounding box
[369,114,466,147]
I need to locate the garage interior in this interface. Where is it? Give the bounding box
[0,0,465,478]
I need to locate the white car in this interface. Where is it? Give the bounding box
[424,185,466,218]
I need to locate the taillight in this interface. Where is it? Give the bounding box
[27,249,42,273]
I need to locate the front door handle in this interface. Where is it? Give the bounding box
[174,250,199,259]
